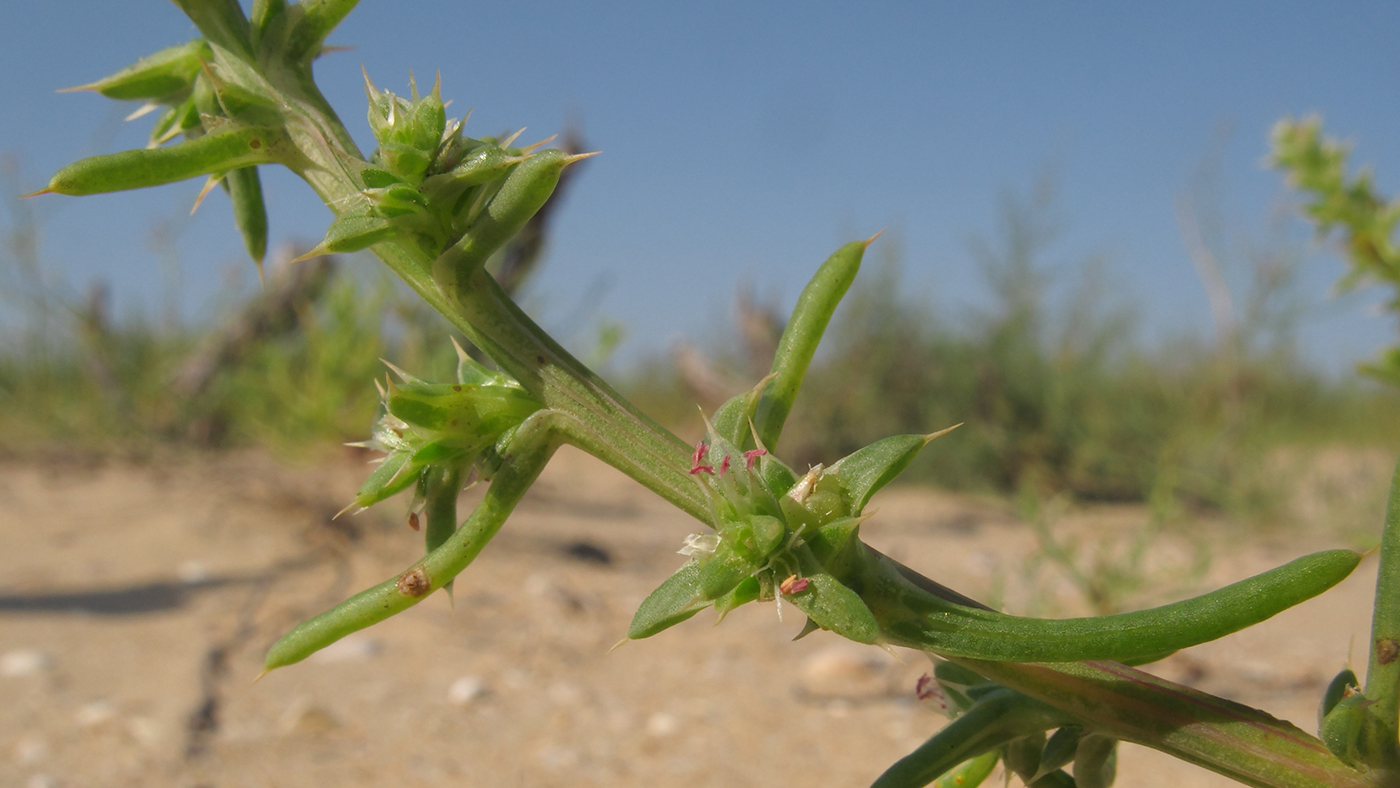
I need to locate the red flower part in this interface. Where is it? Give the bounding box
[778,574,809,595]
[689,442,715,475]
[719,455,731,475]
[743,448,766,469]
[915,674,936,700]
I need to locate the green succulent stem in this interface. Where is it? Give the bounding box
[954,658,1378,788]
[1362,458,1400,775]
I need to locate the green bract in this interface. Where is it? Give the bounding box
[61,39,213,101]
[345,353,542,514]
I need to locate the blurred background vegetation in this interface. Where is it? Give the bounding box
[3,121,1398,539]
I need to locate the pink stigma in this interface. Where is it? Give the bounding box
[689,441,714,475]
[719,455,731,475]
[743,448,767,469]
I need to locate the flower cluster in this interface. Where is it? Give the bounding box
[344,343,541,516]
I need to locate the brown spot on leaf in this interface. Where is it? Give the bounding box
[396,567,431,597]
[249,138,261,149]
[1378,638,1399,665]
[536,355,546,364]
[453,385,462,392]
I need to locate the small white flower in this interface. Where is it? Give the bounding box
[677,533,720,557]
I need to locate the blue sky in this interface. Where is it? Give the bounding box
[3,1,1398,373]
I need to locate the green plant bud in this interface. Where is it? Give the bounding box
[62,40,212,101]
[433,149,590,299]
[697,524,768,601]
[1033,726,1084,781]
[1073,735,1117,788]
[364,74,405,144]
[628,560,709,639]
[360,168,408,189]
[148,95,202,147]
[364,72,446,154]
[802,516,862,567]
[1319,668,1360,731]
[33,125,288,197]
[408,439,472,466]
[407,75,447,152]
[364,184,429,218]
[225,166,267,264]
[452,337,513,388]
[1320,689,1376,767]
[385,378,541,438]
[352,450,420,510]
[713,576,761,620]
[291,213,398,262]
[1003,732,1047,782]
[931,751,1000,788]
[375,142,433,183]
[783,550,879,644]
[779,465,848,531]
[420,146,523,202]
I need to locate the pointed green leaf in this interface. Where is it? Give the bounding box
[785,547,878,643]
[713,575,760,619]
[828,432,938,514]
[225,166,267,263]
[351,451,422,509]
[39,125,287,196]
[629,560,709,639]
[753,239,867,448]
[65,40,212,101]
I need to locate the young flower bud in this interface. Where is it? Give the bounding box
[291,213,399,262]
[344,364,542,514]
[432,149,595,300]
[363,183,429,218]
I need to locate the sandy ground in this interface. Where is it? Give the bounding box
[0,445,1385,788]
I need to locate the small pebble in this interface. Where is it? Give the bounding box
[127,716,163,748]
[447,676,486,706]
[1,649,53,678]
[798,645,895,699]
[177,560,210,584]
[12,735,47,766]
[279,699,340,735]
[646,711,679,737]
[75,700,115,728]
